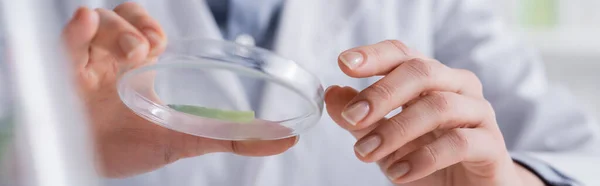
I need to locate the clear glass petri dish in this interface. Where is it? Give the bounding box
[117,38,324,141]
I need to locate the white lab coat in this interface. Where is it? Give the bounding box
[6,0,600,185]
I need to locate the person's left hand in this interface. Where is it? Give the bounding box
[325,40,544,186]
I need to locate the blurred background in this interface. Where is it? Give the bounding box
[493,0,600,119]
[1,0,600,185]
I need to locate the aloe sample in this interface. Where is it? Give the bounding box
[167,104,255,123]
[519,0,558,28]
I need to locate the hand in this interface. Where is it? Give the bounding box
[62,3,296,178]
[325,40,544,186]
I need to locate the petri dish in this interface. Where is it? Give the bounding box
[117,38,325,141]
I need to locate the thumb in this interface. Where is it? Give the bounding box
[61,7,99,69]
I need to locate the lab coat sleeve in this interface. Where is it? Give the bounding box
[432,0,600,185]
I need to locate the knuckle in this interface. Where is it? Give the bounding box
[366,82,395,102]
[118,11,156,27]
[162,146,178,164]
[365,44,385,63]
[378,154,394,170]
[387,115,411,137]
[423,145,438,165]
[447,130,470,157]
[380,149,408,171]
[133,15,159,28]
[114,2,157,28]
[382,40,410,55]
[482,100,497,120]
[461,69,483,93]
[404,58,434,80]
[102,15,122,28]
[231,141,240,154]
[422,92,452,116]
[193,136,207,156]
[466,70,483,88]
[94,7,110,13]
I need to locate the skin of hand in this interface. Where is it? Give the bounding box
[325,40,545,186]
[61,3,297,178]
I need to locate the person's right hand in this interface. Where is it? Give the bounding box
[61,3,297,178]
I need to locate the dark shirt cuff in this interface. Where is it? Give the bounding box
[511,153,580,186]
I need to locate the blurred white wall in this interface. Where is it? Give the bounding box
[494,0,600,118]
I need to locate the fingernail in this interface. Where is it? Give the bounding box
[354,135,381,157]
[340,51,364,69]
[341,101,370,125]
[119,33,143,59]
[388,162,411,180]
[143,29,162,54]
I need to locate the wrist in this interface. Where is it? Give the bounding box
[514,161,545,186]
[495,155,530,186]
[496,153,544,186]
[465,153,529,186]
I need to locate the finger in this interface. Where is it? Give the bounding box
[324,85,379,139]
[341,60,482,128]
[61,7,100,69]
[354,92,495,162]
[385,129,501,184]
[230,136,299,156]
[91,8,150,65]
[114,2,167,57]
[338,40,416,76]
[376,133,437,170]
[180,135,299,157]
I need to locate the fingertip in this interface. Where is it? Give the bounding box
[71,6,87,20]
[386,161,411,183]
[354,150,376,163]
[71,6,99,24]
[339,51,364,70]
[62,6,100,67]
[67,7,99,40]
[338,40,417,78]
[324,85,341,101]
[325,86,361,129]
[324,86,354,108]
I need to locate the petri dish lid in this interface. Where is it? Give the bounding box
[117,38,324,141]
